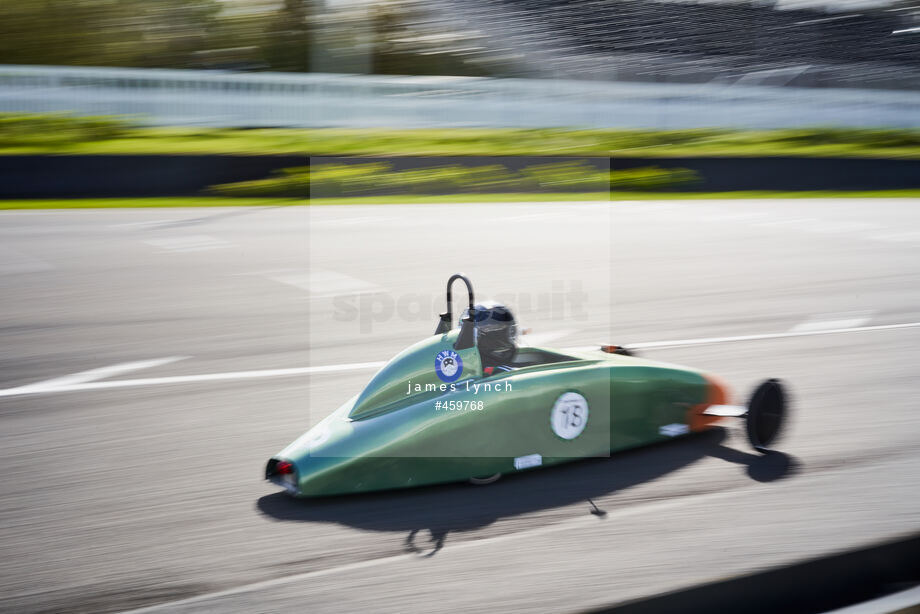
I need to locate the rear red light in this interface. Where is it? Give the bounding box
[276,461,294,475]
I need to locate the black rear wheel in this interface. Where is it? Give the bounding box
[746,379,788,453]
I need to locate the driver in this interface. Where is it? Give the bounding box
[461,301,518,371]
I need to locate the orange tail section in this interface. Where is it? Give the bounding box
[687,373,732,432]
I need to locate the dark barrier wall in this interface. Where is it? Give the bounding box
[329,156,920,191]
[0,155,306,198]
[611,156,920,191]
[2,155,920,197]
[323,156,920,191]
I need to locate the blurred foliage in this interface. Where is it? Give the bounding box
[0,0,225,68]
[1,115,920,158]
[0,113,129,146]
[208,161,697,197]
[608,166,699,190]
[10,190,920,209]
[262,0,315,72]
[366,1,492,76]
[0,0,493,75]
[753,128,920,148]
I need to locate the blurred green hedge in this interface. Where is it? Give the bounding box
[2,114,920,158]
[0,113,130,146]
[208,161,699,197]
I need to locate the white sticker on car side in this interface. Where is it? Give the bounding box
[660,423,689,437]
[514,454,543,470]
[551,392,589,440]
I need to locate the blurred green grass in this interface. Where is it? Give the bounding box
[3,114,920,157]
[209,162,698,196]
[0,198,303,209]
[3,192,920,209]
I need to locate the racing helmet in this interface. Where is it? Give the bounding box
[461,301,517,367]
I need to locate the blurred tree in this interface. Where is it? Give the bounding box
[0,0,497,76]
[0,0,227,67]
[122,0,224,67]
[261,0,315,71]
[368,0,491,76]
[0,0,111,66]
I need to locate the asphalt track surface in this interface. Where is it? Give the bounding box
[1,200,919,613]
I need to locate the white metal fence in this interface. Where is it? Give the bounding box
[2,64,920,129]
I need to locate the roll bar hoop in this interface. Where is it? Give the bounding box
[435,274,476,350]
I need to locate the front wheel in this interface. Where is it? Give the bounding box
[469,473,502,485]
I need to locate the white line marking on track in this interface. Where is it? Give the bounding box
[620,321,920,351]
[309,216,391,227]
[870,231,920,243]
[0,361,385,397]
[262,269,384,296]
[110,220,181,229]
[144,235,230,253]
[757,217,819,227]
[703,212,769,222]
[789,312,873,333]
[493,212,563,222]
[3,321,918,398]
[0,357,188,397]
[116,484,760,614]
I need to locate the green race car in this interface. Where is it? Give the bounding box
[267,274,787,497]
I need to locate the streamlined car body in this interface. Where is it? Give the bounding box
[267,275,787,497]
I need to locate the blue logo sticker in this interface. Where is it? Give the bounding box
[435,350,463,383]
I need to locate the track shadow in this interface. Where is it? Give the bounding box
[257,428,797,555]
[707,445,800,483]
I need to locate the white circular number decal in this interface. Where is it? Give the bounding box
[551,392,589,440]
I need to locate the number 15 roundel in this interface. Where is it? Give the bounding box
[551,392,589,440]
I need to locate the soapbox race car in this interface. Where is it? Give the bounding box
[267,274,788,497]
